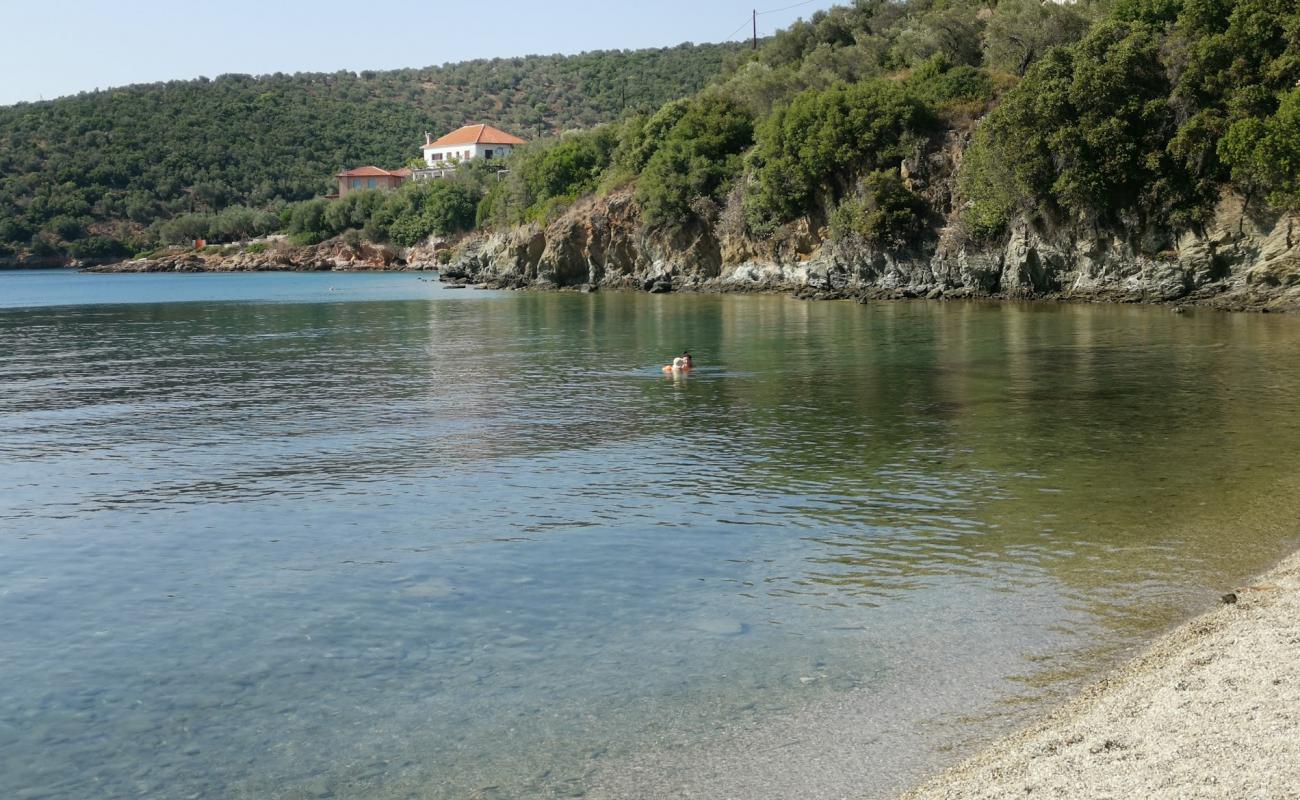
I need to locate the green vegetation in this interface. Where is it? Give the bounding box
[284,173,487,247]
[157,206,282,245]
[3,0,1297,262]
[830,169,929,250]
[963,0,1300,235]
[744,80,931,232]
[0,43,741,257]
[1220,88,1300,212]
[634,94,754,227]
[478,127,620,226]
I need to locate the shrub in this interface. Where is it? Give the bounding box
[829,170,929,250]
[956,21,1176,233]
[376,181,480,246]
[613,99,690,174]
[904,56,995,110]
[635,93,754,229]
[957,124,1026,240]
[157,212,213,245]
[0,219,33,244]
[284,198,331,242]
[484,126,619,225]
[1219,87,1300,212]
[744,79,932,232]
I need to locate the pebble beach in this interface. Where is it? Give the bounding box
[904,550,1300,799]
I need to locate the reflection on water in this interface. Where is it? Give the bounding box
[2,271,1299,799]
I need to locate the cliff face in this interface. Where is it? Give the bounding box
[447,168,1300,313]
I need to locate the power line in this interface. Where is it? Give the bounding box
[756,0,821,16]
[723,1,823,44]
[722,16,753,41]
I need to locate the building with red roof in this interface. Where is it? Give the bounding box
[335,166,413,198]
[421,124,526,168]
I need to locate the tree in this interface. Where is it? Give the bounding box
[635,94,754,228]
[0,42,742,254]
[984,0,1089,77]
[958,20,1175,234]
[1220,88,1300,211]
[744,79,931,231]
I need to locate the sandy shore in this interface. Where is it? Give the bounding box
[903,550,1300,800]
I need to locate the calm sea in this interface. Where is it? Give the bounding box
[2,269,1298,799]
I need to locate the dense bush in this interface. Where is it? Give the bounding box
[478,126,619,225]
[959,0,1300,237]
[157,205,282,245]
[958,21,1174,234]
[830,169,929,250]
[612,99,691,175]
[284,180,480,246]
[381,181,480,246]
[744,79,931,231]
[1220,88,1300,212]
[635,94,754,228]
[902,55,996,122]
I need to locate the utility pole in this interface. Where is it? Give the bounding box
[752,9,758,50]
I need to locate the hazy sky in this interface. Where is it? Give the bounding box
[0,0,840,105]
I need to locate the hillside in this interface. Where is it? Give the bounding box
[425,0,1296,309]
[9,0,1298,290]
[0,42,742,260]
[463,0,1298,245]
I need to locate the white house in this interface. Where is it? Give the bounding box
[422,124,527,167]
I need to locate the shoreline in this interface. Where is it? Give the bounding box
[902,547,1300,799]
[49,260,1300,313]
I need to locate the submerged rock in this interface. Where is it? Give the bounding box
[691,618,746,636]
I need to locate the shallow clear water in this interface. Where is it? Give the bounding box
[2,269,1299,799]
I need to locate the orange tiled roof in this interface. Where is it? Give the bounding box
[336,166,405,177]
[423,123,527,149]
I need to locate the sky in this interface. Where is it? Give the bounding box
[0,0,841,106]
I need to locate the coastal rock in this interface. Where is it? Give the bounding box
[86,239,407,274]
[444,172,1300,313]
[83,173,1300,314]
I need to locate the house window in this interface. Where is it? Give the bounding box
[431,152,443,161]
[464,150,471,159]
[368,178,377,189]
[351,178,361,189]
[484,148,493,159]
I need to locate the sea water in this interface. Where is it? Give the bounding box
[2,269,1299,799]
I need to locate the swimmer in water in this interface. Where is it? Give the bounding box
[662,351,692,373]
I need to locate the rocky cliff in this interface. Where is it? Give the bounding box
[446,185,1300,313]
